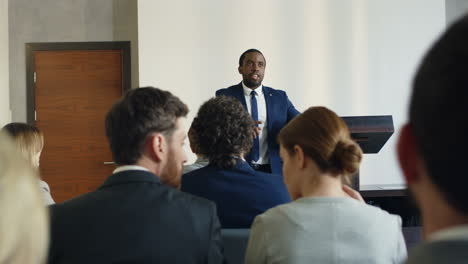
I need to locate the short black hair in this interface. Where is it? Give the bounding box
[239,49,265,66]
[410,14,468,214]
[105,87,188,165]
[193,96,254,169]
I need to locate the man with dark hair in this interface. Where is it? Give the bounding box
[181,96,290,228]
[48,87,224,264]
[397,15,468,263]
[216,49,300,174]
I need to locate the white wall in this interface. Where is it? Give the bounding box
[446,0,468,26]
[138,0,446,185]
[0,0,9,126]
[113,0,139,89]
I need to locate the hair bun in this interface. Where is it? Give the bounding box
[330,140,363,175]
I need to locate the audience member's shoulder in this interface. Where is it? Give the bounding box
[165,185,216,210]
[253,201,293,226]
[49,191,101,212]
[356,200,402,225]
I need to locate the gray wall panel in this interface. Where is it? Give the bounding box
[9,0,113,122]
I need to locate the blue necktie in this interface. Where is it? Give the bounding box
[250,90,260,162]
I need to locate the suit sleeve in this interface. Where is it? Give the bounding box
[207,203,226,264]
[244,215,268,264]
[285,94,300,122]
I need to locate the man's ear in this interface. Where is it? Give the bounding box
[149,133,166,162]
[238,66,242,75]
[293,145,306,169]
[397,124,421,184]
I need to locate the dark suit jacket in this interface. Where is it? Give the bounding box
[181,160,291,228]
[48,170,224,264]
[216,83,300,174]
[406,240,468,264]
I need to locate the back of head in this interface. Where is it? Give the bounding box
[0,132,48,263]
[188,121,201,155]
[193,96,254,169]
[279,106,362,181]
[1,123,43,168]
[105,87,188,165]
[410,15,468,214]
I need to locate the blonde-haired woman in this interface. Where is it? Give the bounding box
[2,123,55,204]
[245,107,407,264]
[0,132,49,263]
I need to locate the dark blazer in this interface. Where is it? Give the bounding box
[406,240,468,264]
[216,83,300,174]
[48,170,224,264]
[181,160,291,228]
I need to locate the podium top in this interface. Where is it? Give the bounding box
[341,115,394,154]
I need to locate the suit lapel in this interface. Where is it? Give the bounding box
[263,86,274,133]
[233,83,248,110]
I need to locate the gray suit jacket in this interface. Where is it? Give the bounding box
[406,240,468,264]
[245,197,407,264]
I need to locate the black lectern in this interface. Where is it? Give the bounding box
[341,115,394,190]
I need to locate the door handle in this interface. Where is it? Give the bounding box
[103,161,115,165]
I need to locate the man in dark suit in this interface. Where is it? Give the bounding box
[397,14,468,264]
[216,49,300,174]
[48,87,224,264]
[181,96,291,228]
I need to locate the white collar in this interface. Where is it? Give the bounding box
[195,156,209,163]
[242,82,263,96]
[429,224,468,242]
[113,165,150,174]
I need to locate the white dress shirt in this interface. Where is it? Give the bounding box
[242,82,269,165]
[113,165,150,174]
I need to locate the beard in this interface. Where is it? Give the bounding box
[160,148,183,188]
[243,77,263,89]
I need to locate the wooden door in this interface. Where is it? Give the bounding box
[29,43,130,202]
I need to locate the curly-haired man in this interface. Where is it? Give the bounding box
[181,96,291,228]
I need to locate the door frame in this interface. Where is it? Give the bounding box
[25,41,131,125]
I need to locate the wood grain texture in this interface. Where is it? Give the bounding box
[35,50,123,202]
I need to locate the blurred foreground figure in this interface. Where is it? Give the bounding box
[0,132,49,264]
[2,122,54,204]
[398,14,468,264]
